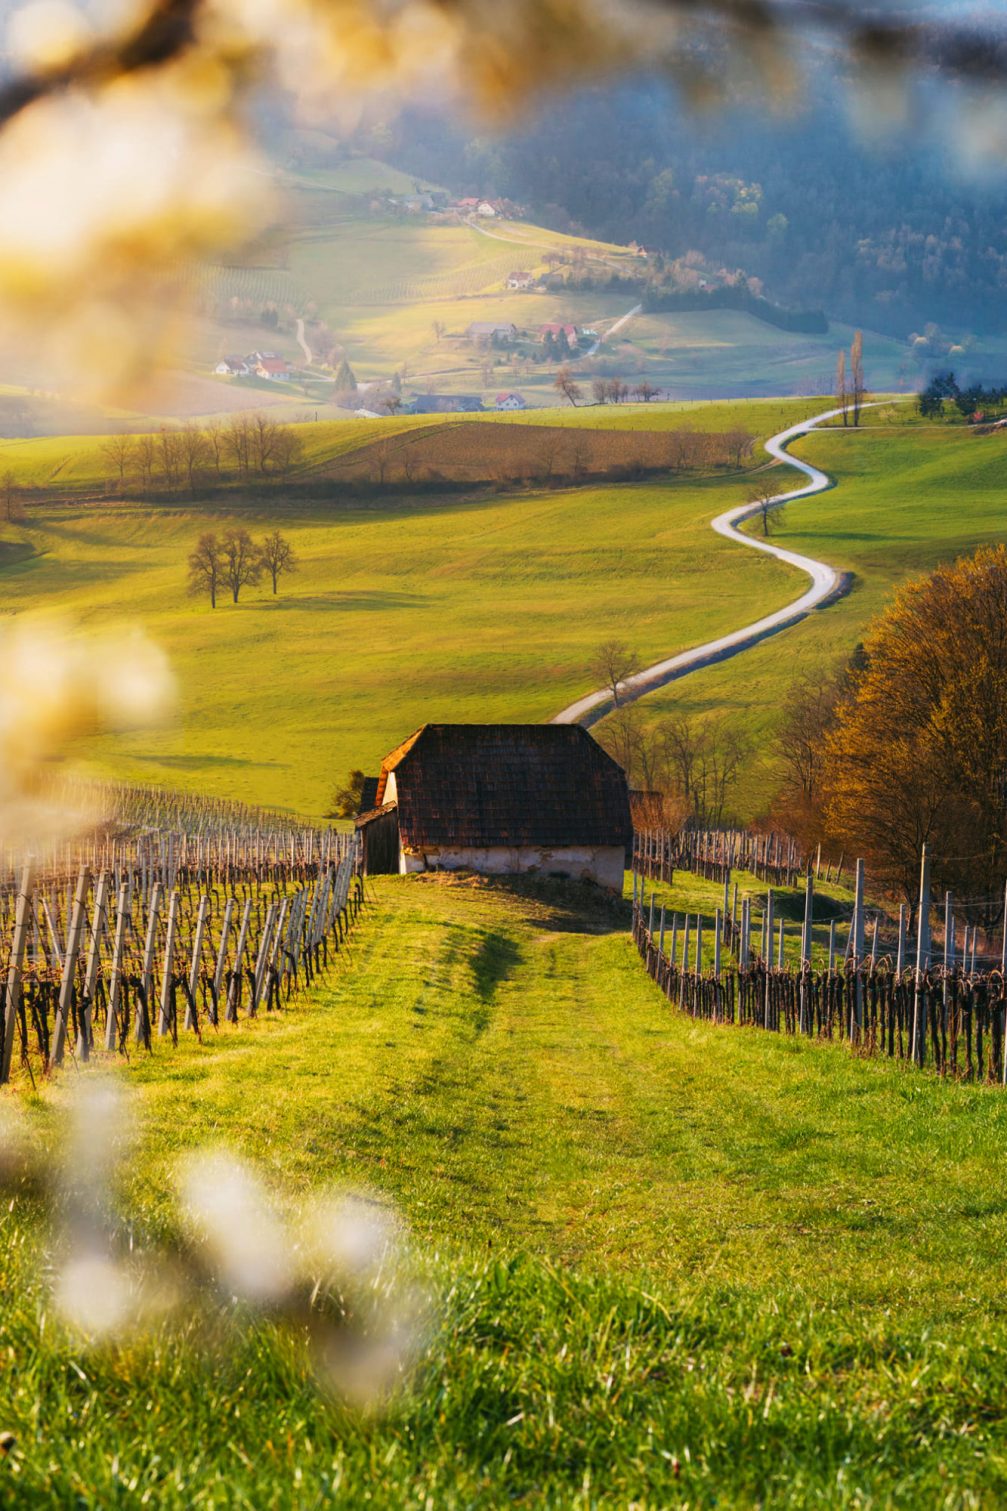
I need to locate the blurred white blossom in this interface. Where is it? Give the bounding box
[179,1150,297,1304]
[0,616,174,843]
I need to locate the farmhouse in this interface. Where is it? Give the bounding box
[255,355,294,381]
[539,322,581,346]
[466,321,518,343]
[495,391,527,410]
[356,723,632,889]
[214,355,250,377]
[507,270,535,290]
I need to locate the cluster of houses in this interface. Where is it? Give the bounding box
[214,351,298,382]
[382,190,524,220]
[403,392,528,415]
[464,320,590,350]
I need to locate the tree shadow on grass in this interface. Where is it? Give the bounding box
[131,753,284,771]
[470,928,522,1006]
[454,873,631,938]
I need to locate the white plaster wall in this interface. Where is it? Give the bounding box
[399,844,625,891]
[383,771,398,805]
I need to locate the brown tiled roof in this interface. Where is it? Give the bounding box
[355,801,397,829]
[376,724,631,849]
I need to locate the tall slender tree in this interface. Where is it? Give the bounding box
[850,330,865,427]
[835,349,849,427]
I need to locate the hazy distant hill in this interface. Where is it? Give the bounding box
[356,68,1007,361]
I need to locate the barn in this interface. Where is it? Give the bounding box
[356,724,632,890]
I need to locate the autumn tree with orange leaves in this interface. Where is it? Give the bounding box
[822,546,1007,928]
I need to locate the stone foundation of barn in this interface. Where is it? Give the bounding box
[399,844,625,892]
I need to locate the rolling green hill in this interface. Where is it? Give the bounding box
[0,400,1001,824]
[629,423,1007,813]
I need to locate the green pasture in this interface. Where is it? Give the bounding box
[7,873,1007,1506]
[630,423,1007,814]
[0,413,816,813]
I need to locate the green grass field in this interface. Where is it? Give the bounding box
[5,474,795,815]
[5,402,1006,822]
[632,422,1007,813]
[7,873,1007,1506]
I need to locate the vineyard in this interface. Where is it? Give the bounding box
[0,783,362,1087]
[183,261,313,316]
[633,834,1007,1082]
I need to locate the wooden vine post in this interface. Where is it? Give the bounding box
[1,863,35,1084]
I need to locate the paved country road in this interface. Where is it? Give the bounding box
[551,404,863,727]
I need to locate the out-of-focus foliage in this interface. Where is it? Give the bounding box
[0,0,1005,392]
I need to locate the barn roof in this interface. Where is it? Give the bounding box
[374,723,632,850]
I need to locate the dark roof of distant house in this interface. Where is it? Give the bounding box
[406,394,484,413]
[373,723,632,850]
[467,320,517,335]
[358,776,379,813]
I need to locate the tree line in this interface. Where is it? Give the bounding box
[917,372,1007,421]
[187,529,297,608]
[772,545,1007,932]
[101,414,303,496]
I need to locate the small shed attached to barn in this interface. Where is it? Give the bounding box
[356,723,632,890]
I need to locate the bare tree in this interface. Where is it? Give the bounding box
[270,423,302,476]
[724,429,755,467]
[100,433,135,486]
[179,423,210,496]
[157,426,183,491]
[749,476,784,537]
[590,640,640,707]
[135,433,156,490]
[204,418,226,475]
[554,367,582,406]
[221,528,262,603]
[591,378,608,406]
[225,414,252,475]
[259,529,298,594]
[187,532,223,608]
[850,329,866,427]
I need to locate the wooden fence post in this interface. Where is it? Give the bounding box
[912,845,931,1065]
[50,868,90,1068]
[105,883,129,1051]
[1,863,35,1084]
[80,869,110,1058]
[158,890,180,1036]
[185,895,209,1031]
[137,881,162,1044]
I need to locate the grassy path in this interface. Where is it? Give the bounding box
[9,874,1007,1505]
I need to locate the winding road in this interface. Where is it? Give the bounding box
[552,404,859,727]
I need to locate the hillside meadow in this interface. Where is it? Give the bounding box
[630,423,1007,813]
[0,467,794,816]
[6,872,1007,1506]
[5,403,1007,820]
